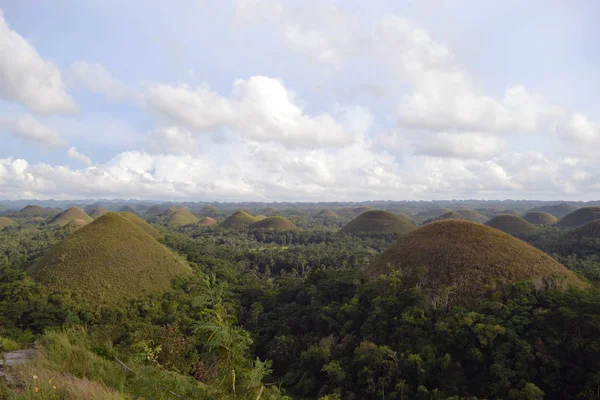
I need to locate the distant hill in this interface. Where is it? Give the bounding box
[119,205,137,214]
[426,209,486,224]
[89,208,109,219]
[0,217,16,229]
[249,216,298,231]
[530,203,578,218]
[476,208,520,218]
[28,213,191,306]
[566,220,600,240]
[221,210,260,229]
[64,218,89,232]
[145,205,166,216]
[16,205,59,218]
[523,211,558,225]
[485,215,538,236]
[557,207,600,229]
[164,208,199,227]
[198,216,218,226]
[49,207,93,227]
[199,206,220,217]
[317,209,338,218]
[338,210,416,235]
[413,208,453,224]
[120,212,163,241]
[365,220,587,306]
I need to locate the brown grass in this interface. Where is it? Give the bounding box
[198,216,218,226]
[0,216,16,229]
[220,210,260,229]
[338,210,416,235]
[366,220,587,306]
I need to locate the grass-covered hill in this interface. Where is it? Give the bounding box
[413,208,453,223]
[27,213,191,306]
[64,218,89,231]
[164,208,200,227]
[530,202,578,218]
[249,216,298,231]
[484,215,538,236]
[89,207,109,219]
[365,220,587,306]
[200,206,220,217]
[48,207,93,227]
[16,205,60,218]
[425,209,486,224]
[0,217,16,229]
[145,204,165,216]
[198,216,218,226]
[119,205,137,214]
[523,211,558,225]
[317,208,339,217]
[221,210,260,229]
[566,220,600,239]
[119,211,163,241]
[338,210,416,235]
[557,207,600,229]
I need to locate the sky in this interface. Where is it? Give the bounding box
[0,0,599,201]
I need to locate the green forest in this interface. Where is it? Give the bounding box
[1,203,600,399]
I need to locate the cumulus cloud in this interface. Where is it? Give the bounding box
[1,114,65,148]
[67,147,92,166]
[146,76,357,148]
[413,132,505,160]
[144,126,198,154]
[0,10,77,114]
[555,113,599,145]
[65,61,137,101]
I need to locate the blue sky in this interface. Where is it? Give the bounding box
[0,0,599,200]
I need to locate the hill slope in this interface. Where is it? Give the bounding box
[198,216,218,226]
[89,207,109,219]
[221,210,260,229]
[338,210,416,235]
[557,207,600,229]
[49,207,93,227]
[485,215,538,236]
[119,212,163,241]
[249,216,298,231]
[164,208,199,227]
[16,205,59,218]
[566,220,600,240]
[531,203,578,218]
[0,217,16,229]
[366,220,587,306]
[523,211,558,225]
[28,213,191,305]
[317,208,338,218]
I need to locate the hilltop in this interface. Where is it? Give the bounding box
[221,210,260,229]
[48,207,93,227]
[164,208,199,227]
[530,203,578,218]
[0,217,16,229]
[425,209,486,224]
[317,208,339,218]
[120,211,163,241]
[16,205,60,218]
[365,220,587,306]
[485,215,538,236]
[200,206,220,217]
[557,207,600,229]
[338,210,416,235]
[89,207,109,219]
[64,218,89,231]
[28,213,191,306]
[523,211,558,225]
[198,216,218,226]
[119,205,137,214]
[249,216,298,231]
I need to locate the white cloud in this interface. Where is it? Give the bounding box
[145,126,197,154]
[67,147,92,166]
[65,61,136,101]
[146,76,357,148]
[413,132,504,159]
[1,114,65,148]
[555,113,599,145]
[0,10,77,114]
